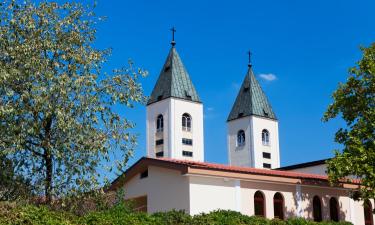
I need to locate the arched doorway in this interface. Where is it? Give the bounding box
[313,196,322,222]
[254,191,265,217]
[329,197,339,221]
[364,200,374,225]
[273,192,284,220]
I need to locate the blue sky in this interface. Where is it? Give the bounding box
[91,0,375,175]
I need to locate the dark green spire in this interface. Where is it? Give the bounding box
[147,47,201,105]
[227,66,277,121]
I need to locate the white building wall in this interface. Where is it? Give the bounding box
[188,176,238,215]
[251,116,280,169]
[227,117,253,167]
[227,115,280,169]
[124,166,190,213]
[146,98,204,161]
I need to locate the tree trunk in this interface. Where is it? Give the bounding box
[44,150,53,204]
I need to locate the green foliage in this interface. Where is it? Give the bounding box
[0,155,32,201]
[0,203,353,225]
[0,0,147,202]
[323,43,375,201]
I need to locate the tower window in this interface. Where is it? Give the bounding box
[156,114,163,132]
[182,113,192,131]
[185,90,192,100]
[155,139,164,146]
[263,163,271,169]
[182,138,193,145]
[237,130,245,147]
[182,151,193,157]
[155,151,164,157]
[263,152,271,159]
[157,95,163,101]
[262,129,270,146]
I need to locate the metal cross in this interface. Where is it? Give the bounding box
[247,50,252,67]
[170,27,176,46]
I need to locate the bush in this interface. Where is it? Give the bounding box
[0,202,353,225]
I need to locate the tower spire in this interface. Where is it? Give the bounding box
[247,50,252,67]
[170,27,176,46]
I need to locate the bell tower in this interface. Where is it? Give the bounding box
[146,30,204,161]
[227,55,280,169]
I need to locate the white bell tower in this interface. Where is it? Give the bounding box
[146,41,204,162]
[227,63,280,169]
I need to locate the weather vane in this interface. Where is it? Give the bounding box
[247,50,252,67]
[170,27,176,46]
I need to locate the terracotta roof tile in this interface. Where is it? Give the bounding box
[153,157,361,184]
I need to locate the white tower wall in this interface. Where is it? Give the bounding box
[227,115,280,169]
[147,97,204,162]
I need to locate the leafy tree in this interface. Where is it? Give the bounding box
[0,1,147,203]
[323,43,375,201]
[0,154,32,201]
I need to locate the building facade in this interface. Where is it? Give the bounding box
[110,41,374,225]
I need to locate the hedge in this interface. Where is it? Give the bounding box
[0,202,353,225]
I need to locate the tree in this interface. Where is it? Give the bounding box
[0,154,32,201]
[0,1,147,203]
[323,43,375,202]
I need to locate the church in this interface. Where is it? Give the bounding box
[109,38,375,225]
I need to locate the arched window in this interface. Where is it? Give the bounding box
[262,129,270,145]
[237,130,245,147]
[156,114,163,132]
[182,113,192,131]
[364,200,374,225]
[330,197,339,222]
[254,191,265,217]
[273,192,284,220]
[313,196,322,222]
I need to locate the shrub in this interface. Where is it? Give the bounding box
[0,202,354,225]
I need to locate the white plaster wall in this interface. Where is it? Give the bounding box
[287,165,328,175]
[240,181,297,219]
[188,176,238,215]
[146,99,170,157]
[146,98,204,161]
[124,166,190,213]
[251,116,280,169]
[227,117,253,167]
[227,115,280,169]
[171,99,204,161]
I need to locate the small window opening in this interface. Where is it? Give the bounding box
[262,129,270,146]
[263,152,271,159]
[243,86,250,92]
[182,138,193,145]
[263,109,269,117]
[237,130,245,147]
[263,163,271,169]
[182,113,192,131]
[157,95,163,101]
[182,151,193,157]
[238,112,244,118]
[155,151,164,157]
[164,66,171,72]
[140,169,148,179]
[155,139,164,145]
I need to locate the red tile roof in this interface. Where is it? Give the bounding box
[153,157,361,184]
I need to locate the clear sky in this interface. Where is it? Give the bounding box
[91,0,375,176]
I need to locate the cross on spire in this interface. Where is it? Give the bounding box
[170,27,176,46]
[247,50,252,67]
